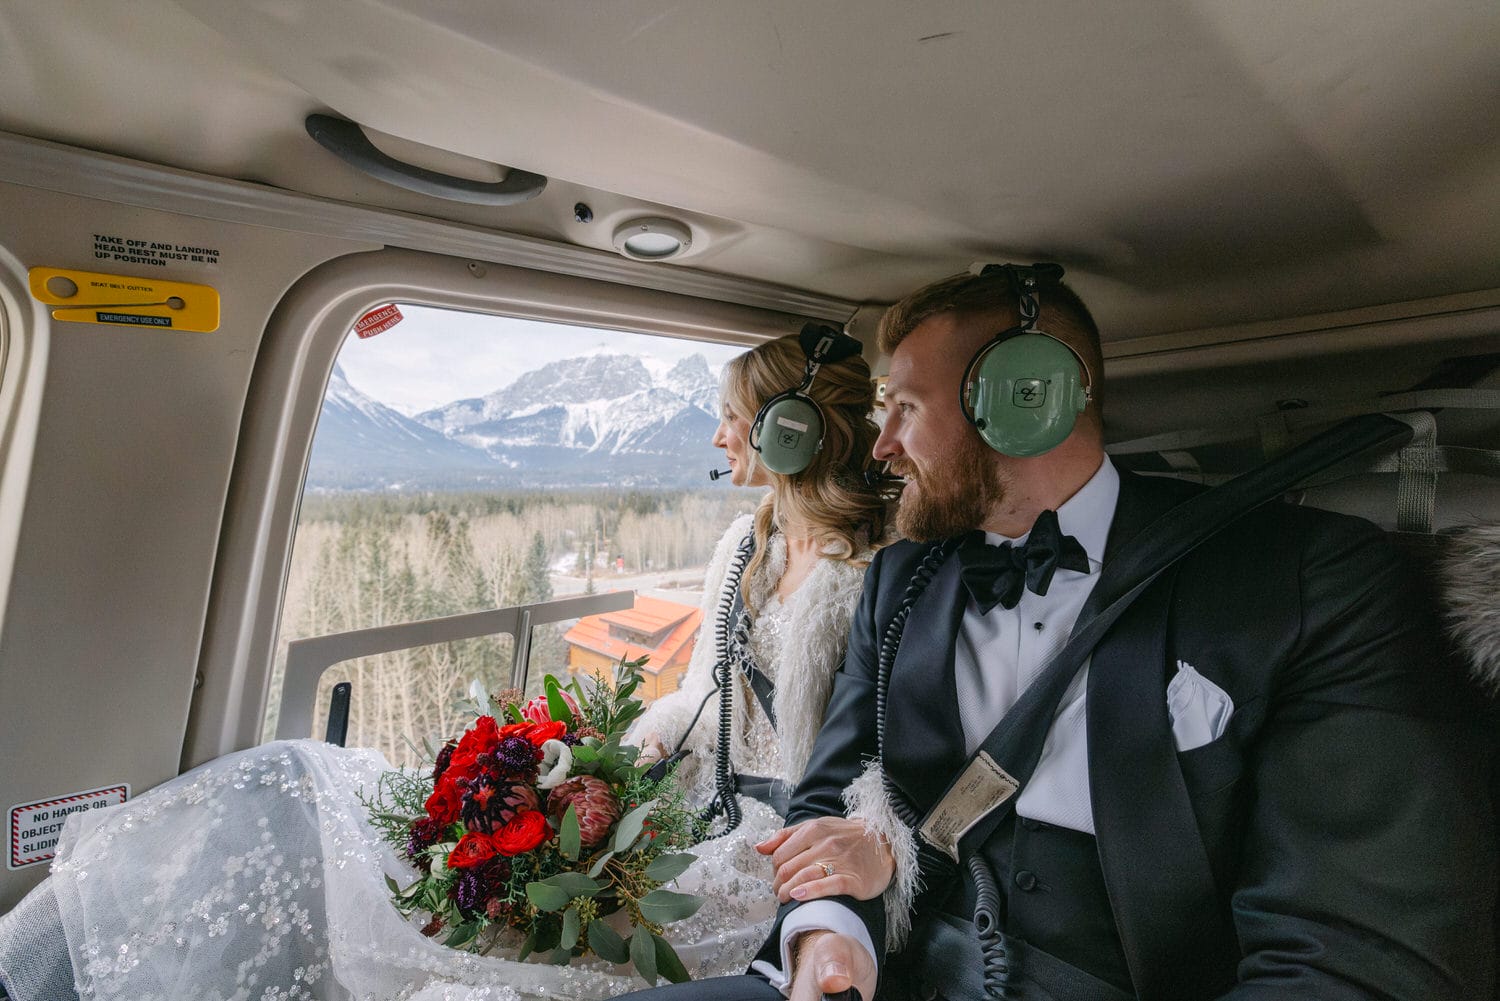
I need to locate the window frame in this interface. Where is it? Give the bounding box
[185,246,839,768]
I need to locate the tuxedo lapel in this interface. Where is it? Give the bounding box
[883,548,969,815]
[1086,473,1238,999]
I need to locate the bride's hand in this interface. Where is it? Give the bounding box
[756,817,895,902]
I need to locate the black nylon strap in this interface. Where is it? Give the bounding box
[925,412,1415,862]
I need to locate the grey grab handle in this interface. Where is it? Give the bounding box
[304,113,547,205]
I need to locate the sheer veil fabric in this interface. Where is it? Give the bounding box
[8,740,784,1001]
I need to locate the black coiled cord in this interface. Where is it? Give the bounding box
[875,539,1012,997]
[696,535,754,836]
[968,854,1009,998]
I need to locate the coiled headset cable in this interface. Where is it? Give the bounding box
[874,539,1012,998]
[676,534,754,837]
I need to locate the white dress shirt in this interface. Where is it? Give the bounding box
[754,457,1120,993]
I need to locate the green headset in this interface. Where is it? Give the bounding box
[749,323,863,475]
[959,262,1095,457]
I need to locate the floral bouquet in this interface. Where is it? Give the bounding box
[366,660,703,985]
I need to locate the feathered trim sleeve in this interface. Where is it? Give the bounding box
[843,759,922,953]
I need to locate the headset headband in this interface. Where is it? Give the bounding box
[795,322,861,393]
[973,262,1094,397]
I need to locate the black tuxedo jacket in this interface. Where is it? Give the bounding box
[759,470,1496,1000]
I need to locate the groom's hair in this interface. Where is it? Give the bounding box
[877,270,1104,410]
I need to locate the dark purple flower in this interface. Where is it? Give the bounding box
[462,774,541,833]
[433,740,456,780]
[450,868,486,917]
[405,816,444,868]
[493,735,539,780]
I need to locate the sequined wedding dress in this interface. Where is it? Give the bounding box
[0,518,871,1001]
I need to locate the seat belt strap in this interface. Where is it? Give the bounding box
[918,412,1417,864]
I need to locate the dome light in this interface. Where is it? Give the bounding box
[612,217,693,261]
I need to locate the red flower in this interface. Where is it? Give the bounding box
[500,720,566,747]
[448,831,500,869]
[524,720,567,747]
[547,775,622,847]
[424,776,462,824]
[493,809,550,856]
[448,716,502,780]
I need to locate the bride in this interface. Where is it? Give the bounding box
[0,330,890,1001]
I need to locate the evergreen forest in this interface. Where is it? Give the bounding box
[266,488,760,765]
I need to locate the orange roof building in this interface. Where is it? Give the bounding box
[563,594,702,703]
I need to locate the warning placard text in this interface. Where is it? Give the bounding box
[8,784,129,869]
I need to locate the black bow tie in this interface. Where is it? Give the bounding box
[957,510,1091,614]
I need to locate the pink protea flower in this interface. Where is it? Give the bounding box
[521,690,581,725]
[496,782,541,825]
[546,775,622,847]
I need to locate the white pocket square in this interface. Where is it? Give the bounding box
[1166,660,1234,752]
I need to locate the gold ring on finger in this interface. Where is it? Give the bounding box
[817,861,835,878]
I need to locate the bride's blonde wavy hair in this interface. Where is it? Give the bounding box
[721,333,890,611]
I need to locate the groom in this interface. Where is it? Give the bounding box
[631,267,1495,1000]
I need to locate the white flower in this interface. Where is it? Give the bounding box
[536,739,574,789]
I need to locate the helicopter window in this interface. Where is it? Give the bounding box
[261,303,755,767]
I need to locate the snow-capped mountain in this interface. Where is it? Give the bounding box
[309,353,727,490]
[306,366,499,488]
[662,353,720,417]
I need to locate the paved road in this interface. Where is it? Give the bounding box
[550,567,707,608]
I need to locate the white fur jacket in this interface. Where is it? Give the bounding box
[631,514,872,800]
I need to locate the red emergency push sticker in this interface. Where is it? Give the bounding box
[354,304,404,339]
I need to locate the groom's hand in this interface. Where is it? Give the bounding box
[789,930,876,1001]
[757,817,895,902]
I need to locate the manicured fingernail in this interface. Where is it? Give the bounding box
[820,962,849,980]
[791,886,807,899]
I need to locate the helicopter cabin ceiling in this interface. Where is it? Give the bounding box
[1,0,1498,340]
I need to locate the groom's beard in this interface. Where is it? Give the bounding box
[892,434,1005,542]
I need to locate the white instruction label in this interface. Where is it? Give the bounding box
[917,752,1018,862]
[8,784,129,869]
[774,415,809,433]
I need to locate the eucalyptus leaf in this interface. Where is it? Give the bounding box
[559,804,581,861]
[570,745,599,764]
[444,921,480,949]
[538,871,602,898]
[611,799,655,853]
[652,932,691,984]
[588,918,629,964]
[587,850,616,878]
[630,928,658,985]
[545,676,575,726]
[549,947,574,965]
[644,853,696,883]
[517,930,537,962]
[637,889,705,925]
[526,881,569,912]
[384,874,402,896]
[534,921,560,954]
[559,906,581,950]
[506,704,524,724]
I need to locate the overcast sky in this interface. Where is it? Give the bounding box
[334,304,745,413]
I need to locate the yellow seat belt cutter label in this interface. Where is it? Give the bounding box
[28,267,220,332]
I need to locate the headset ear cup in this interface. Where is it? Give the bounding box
[754,395,823,474]
[967,333,1087,457]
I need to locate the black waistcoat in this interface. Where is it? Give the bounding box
[894,816,1134,1000]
